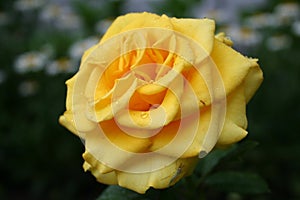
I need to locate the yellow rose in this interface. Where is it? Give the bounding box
[59,12,263,194]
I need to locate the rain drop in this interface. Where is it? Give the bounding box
[199,150,208,158]
[141,112,148,119]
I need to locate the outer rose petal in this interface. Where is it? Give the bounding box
[83,151,114,174]
[100,12,215,55]
[59,111,77,135]
[216,84,248,146]
[211,39,262,99]
[82,151,198,194]
[116,157,198,194]
[215,30,263,101]
[59,74,95,135]
[81,44,99,66]
[243,58,263,102]
[215,32,233,46]
[187,38,262,107]
[83,157,118,185]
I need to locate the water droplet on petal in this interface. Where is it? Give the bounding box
[141,112,148,119]
[199,150,207,158]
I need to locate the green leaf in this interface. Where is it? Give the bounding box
[196,140,259,176]
[204,171,270,194]
[97,185,159,200]
[196,149,230,176]
[221,140,259,162]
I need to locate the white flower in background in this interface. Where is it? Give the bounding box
[69,36,99,61]
[274,2,300,25]
[39,3,82,30]
[221,26,262,48]
[39,3,61,21]
[14,51,48,74]
[191,0,267,25]
[121,0,156,13]
[244,13,278,29]
[244,2,300,30]
[0,70,6,84]
[95,19,113,35]
[197,8,232,25]
[292,21,300,36]
[266,35,292,51]
[14,0,45,11]
[18,80,39,97]
[57,12,82,30]
[46,58,76,75]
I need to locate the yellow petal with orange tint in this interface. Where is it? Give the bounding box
[115,74,183,129]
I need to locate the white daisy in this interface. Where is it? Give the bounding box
[244,13,278,29]
[14,51,48,74]
[14,0,45,11]
[266,35,292,51]
[69,36,99,61]
[46,58,76,75]
[39,3,82,30]
[221,25,262,47]
[274,2,300,25]
[292,21,300,36]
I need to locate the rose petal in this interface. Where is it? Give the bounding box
[87,73,146,122]
[129,91,151,111]
[187,38,261,108]
[84,119,153,172]
[211,39,261,100]
[83,151,114,174]
[83,159,118,185]
[243,58,263,102]
[100,13,174,44]
[81,44,99,66]
[149,104,223,158]
[116,157,198,194]
[59,73,96,134]
[216,84,248,146]
[170,17,215,54]
[58,111,77,136]
[100,13,215,55]
[215,32,233,46]
[115,74,183,129]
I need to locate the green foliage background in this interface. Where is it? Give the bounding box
[0,0,299,199]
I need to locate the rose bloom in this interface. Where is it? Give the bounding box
[59,12,263,193]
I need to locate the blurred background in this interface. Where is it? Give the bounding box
[0,0,299,199]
